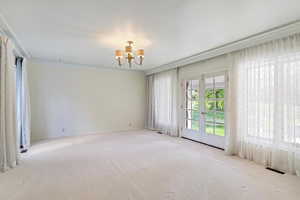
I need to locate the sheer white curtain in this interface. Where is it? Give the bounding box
[16,58,31,151]
[21,59,31,149]
[0,37,19,172]
[228,34,300,175]
[146,69,178,136]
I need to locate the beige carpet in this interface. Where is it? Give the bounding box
[1,130,300,200]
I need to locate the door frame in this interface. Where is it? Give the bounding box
[181,70,228,149]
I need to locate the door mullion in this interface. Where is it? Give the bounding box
[198,79,201,133]
[213,76,216,135]
[200,75,205,135]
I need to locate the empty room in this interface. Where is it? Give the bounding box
[1,0,300,199]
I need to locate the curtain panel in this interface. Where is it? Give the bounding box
[228,33,300,175]
[146,69,178,136]
[21,59,31,149]
[0,37,19,172]
[16,58,31,151]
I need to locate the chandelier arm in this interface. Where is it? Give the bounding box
[117,57,122,66]
[133,56,143,65]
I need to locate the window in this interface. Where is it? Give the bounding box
[239,52,300,145]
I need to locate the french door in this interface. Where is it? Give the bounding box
[182,71,228,149]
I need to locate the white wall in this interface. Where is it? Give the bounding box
[178,55,229,80]
[27,60,146,142]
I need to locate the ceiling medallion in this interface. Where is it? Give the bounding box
[115,41,144,68]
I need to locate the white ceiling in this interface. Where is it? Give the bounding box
[1,0,300,70]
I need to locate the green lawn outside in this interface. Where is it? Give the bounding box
[189,88,225,136]
[205,124,225,136]
[191,109,225,136]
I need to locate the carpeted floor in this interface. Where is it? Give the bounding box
[1,130,300,200]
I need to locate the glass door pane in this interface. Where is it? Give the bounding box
[204,75,225,136]
[184,80,200,131]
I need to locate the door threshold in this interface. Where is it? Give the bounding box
[181,137,224,151]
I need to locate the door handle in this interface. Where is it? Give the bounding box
[201,112,207,115]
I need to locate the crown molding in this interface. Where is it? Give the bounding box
[146,20,300,75]
[0,12,31,58]
[30,57,145,72]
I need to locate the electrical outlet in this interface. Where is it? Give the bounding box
[62,128,65,133]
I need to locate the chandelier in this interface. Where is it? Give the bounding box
[115,41,144,68]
